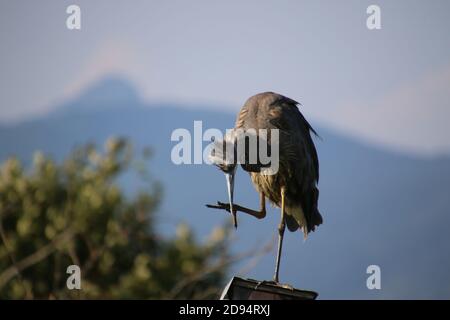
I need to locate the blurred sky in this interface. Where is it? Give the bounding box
[1,0,450,155]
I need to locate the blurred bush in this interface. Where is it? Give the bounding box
[0,138,230,299]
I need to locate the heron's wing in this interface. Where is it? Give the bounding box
[267,95,322,233]
[267,95,320,184]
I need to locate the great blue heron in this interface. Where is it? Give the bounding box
[207,92,322,283]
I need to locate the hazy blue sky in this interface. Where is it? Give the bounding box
[1,0,450,155]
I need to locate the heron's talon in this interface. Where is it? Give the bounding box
[280,283,295,291]
[217,201,231,212]
[255,280,277,290]
[205,202,230,213]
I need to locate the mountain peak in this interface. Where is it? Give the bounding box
[63,75,141,112]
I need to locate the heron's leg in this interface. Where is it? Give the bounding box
[206,193,266,219]
[273,187,286,283]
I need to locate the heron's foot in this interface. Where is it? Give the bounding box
[206,202,266,220]
[206,201,232,213]
[254,280,277,290]
[254,279,295,291]
[279,283,295,291]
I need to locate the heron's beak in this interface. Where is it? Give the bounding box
[225,171,237,228]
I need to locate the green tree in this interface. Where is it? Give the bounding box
[0,138,231,299]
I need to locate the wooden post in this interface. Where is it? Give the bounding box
[220,277,318,300]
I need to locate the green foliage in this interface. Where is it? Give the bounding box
[0,138,230,299]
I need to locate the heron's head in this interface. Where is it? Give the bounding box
[209,134,238,228]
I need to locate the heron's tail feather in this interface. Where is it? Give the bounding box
[285,215,299,232]
[285,205,309,239]
[285,188,323,239]
[308,188,323,232]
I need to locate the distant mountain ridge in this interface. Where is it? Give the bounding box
[1,76,449,299]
